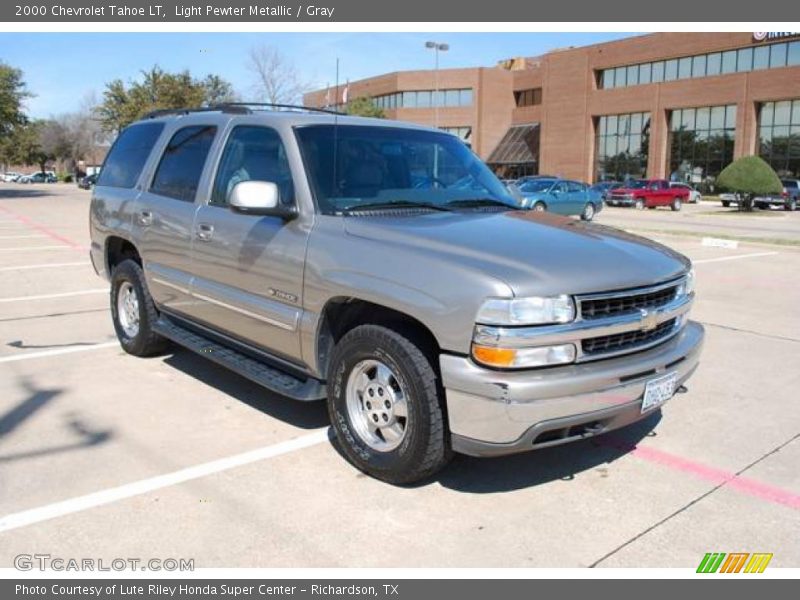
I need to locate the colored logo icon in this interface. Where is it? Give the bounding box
[697,552,773,573]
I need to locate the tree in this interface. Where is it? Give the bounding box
[8,121,53,173]
[97,66,235,132]
[0,62,31,138]
[246,45,310,105]
[345,96,385,118]
[716,155,783,211]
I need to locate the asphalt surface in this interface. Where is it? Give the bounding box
[0,183,798,569]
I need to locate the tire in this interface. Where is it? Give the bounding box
[533,201,546,212]
[721,201,730,207]
[110,259,169,357]
[671,197,682,212]
[786,199,797,212]
[327,324,452,484]
[634,198,645,210]
[580,202,595,221]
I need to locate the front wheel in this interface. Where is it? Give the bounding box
[671,197,682,211]
[532,201,546,212]
[722,200,730,207]
[580,202,596,221]
[786,199,797,212]
[634,198,645,210]
[327,324,451,484]
[110,259,169,356]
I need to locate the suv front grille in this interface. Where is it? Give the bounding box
[580,284,678,319]
[582,318,677,356]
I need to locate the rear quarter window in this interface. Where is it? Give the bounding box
[782,180,798,189]
[150,125,217,202]
[97,122,165,189]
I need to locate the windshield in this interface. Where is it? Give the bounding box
[626,179,649,189]
[518,179,555,193]
[295,125,514,214]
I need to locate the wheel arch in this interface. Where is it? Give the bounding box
[315,297,441,380]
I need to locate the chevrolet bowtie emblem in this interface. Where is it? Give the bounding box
[639,308,658,332]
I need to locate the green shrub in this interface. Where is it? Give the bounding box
[58,172,73,183]
[716,156,782,196]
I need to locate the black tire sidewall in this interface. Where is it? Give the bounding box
[110,260,156,355]
[328,327,443,482]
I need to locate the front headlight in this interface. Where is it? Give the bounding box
[677,267,695,297]
[476,295,575,326]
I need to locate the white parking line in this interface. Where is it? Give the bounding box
[0,245,73,252]
[0,429,330,533]
[0,261,88,272]
[693,251,778,265]
[0,289,107,303]
[0,341,119,364]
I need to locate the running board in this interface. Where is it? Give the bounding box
[153,317,326,402]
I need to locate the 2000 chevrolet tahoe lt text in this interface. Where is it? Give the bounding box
[89,105,704,484]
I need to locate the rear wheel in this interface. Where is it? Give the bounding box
[327,324,451,484]
[721,200,730,207]
[786,199,797,212]
[580,202,596,221]
[634,198,645,210]
[533,201,546,212]
[671,197,682,211]
[110,259,169,356]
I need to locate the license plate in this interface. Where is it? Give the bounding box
[641,371,678,413]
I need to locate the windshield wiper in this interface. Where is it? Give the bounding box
[340,200,452,213]
[443,198,516,210]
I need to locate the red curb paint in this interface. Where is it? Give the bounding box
[602,437,800,511]
[0,205,86,251]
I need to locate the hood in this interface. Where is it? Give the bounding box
[343,210,690,297]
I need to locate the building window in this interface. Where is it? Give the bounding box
[374,88,473,109]
[440,126,472,142]
[668,104,736,188]
[597,39,800,89]
[759,99,800,177]
[595,111,651,182]
[514,88,542,107]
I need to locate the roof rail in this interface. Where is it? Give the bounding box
[143,103,344,120]
[217,102,345,115]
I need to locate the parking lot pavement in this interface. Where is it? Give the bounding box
[596,200,800,246]
[0,183,798,568]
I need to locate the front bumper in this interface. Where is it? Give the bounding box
[607,197,635,206]
[440,321,704,456]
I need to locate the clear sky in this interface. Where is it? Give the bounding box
[0,32,637,118]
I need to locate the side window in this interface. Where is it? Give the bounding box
[150,125,217,202]
[554,182,569,194]
[567,181,583,193]
[649,182,660,191]
[211,126,294,207]
[97,122,164,189]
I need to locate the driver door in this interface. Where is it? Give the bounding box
[185,125,309,363]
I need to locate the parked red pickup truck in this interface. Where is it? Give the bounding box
[607,179,689,211]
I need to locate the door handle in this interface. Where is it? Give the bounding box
[196,223,215,242]
[138,210,154,227]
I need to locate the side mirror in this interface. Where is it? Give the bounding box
[228,181,297,219]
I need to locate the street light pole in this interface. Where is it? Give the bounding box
[425,41,449,129]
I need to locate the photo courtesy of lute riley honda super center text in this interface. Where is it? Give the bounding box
[36,4,336,18]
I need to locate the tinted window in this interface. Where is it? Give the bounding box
[150,126,217,202]
[97,122,164,189]
[770,43,788,67]
[706,52,722,76]
[211,126,294,207]
[737,48,753,72]
[721,50,737,74]
[782,180,798,189]
[664,59,678,81]
[753,46,770,70]
[651,61,665,83]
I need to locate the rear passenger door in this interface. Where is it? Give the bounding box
[549,181,571,214]
[133,124,218,315]
[186,124,308,362]
[567,180,587,214]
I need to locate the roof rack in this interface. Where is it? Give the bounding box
[144,102,344,120]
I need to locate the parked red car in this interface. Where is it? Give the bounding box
[607,179,689,211]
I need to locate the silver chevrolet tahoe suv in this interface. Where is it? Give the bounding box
[90,105,704,484]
